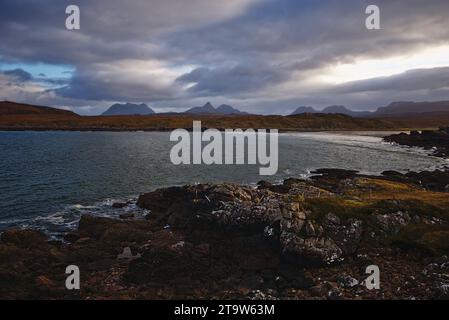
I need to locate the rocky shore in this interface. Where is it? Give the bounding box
[1,169,449,300]
[384,127,449,158]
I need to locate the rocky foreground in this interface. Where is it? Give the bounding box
[1,169,449,300]
[384,127,449,158]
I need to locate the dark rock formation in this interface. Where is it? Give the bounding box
[384,127,449,158]
[1,170,449,299]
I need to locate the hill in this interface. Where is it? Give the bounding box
[102,103,155,116]
[0,101,78,116]
[374,101,449,116]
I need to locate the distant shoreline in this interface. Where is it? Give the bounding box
[2,101,449,132]
[0,127,413,133]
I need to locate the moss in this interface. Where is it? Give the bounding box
[355,177,415,193]
[369,199,447,220]
[303,197,370,223]
[419,231,449,255]
[392,224,449,255]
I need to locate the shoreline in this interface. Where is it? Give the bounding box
[0,127,414,133]
[1,168,449,299]
[1,123,448,299]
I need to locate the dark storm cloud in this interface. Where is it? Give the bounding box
[333,67,449,94]
[168,0,449,110]
[55,66,178,102]
[176,63,289,95]
[1,0,449,114]
[1,69,33,82]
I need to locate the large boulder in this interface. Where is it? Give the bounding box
[136,179,366,267]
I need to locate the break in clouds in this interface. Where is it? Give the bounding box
[1,0,449,115]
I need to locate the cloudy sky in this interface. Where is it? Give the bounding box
[1,0,449,115]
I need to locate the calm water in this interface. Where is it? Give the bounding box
[0,131,447,236]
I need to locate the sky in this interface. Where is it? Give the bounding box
[1,0,449,115]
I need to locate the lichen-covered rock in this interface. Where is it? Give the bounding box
[281,233,343,266]
[375,211,412,235]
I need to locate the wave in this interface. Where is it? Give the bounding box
[1,196,149,239]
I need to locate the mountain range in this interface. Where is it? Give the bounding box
[291,105,371,117]
[290,101,449,117]
[101,102,248,116]
[184,102,248,115]
[3,100,449,118]
[375,101,449,116]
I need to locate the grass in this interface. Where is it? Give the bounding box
[392,225,449,255]
[301,176,449,255]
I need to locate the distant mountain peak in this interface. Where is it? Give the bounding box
[375,100,449,116]
[185,103,246,115]
[102,102,155,116]
[216,104,247,115]
[291,105,372,117]
[184,102,217,114]
[290,106,318,115]
[322,105,350,113]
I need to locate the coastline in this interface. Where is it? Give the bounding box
[1,126,448,300]
[0,127,412,133]
[384,127,449,158]
[1,168,449,299]
[1,111,448,133]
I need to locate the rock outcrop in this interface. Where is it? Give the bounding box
[384,127,449,158]
[1,169,449,299]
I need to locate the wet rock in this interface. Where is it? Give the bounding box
[78,215,119,239]
[384,128,449,159]
[1,229,47,247]
[64,232,81,243]
[112,202,130,209]
[119,213,135,219]
[257,181,273,189]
